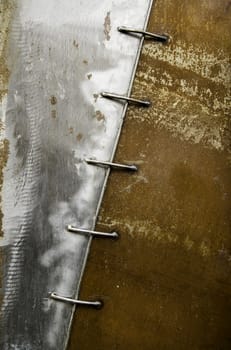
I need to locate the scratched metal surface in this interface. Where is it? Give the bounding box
[0,1,153,349]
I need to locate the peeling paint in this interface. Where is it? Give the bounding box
[126,0,231,153]
[143,42,231,87]
[98,217,213,258]
[129,41,231,152]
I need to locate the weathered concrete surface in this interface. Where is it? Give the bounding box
[69,0,231,349]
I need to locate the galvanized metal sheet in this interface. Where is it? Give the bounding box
[0,1,153,349]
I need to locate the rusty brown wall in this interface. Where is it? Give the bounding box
[68,1,231,349]
[0,1,12,238]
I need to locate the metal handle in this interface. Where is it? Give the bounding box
[118,26,169,42]
[67,225,119,239]
[85,158,138,171]
[50,292,103,309]
[101,92,151,107]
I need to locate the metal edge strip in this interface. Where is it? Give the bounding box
[64,1,155,348]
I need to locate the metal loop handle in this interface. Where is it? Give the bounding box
[118,26,169,42]
[67,225,119,239]
[50,292,103,309]
[101,92,151,107]
[85,158,138,171]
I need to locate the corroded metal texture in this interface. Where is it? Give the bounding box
[0,1,153,349]
[69,1,231,349]
[0,0,13,237]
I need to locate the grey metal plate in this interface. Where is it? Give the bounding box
[0,1,153,349]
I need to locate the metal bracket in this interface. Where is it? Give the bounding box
[67,225,119,239]
[85,158,138,171]
[118,26,169,42]
[101,92,150,107]
[50,292,103,309]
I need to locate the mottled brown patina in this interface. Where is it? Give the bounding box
[0,0,13,237]
[69,0,231,349]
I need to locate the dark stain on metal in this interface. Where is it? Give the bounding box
[51,110,57,119]
[95,110,105,122]
[0,1,13,101]
[50,95,57,105]
[104,12,111,41]
[93,93,99,102]
[73,40,79,48]
[76,133,83,141]
[0,0,14,237]
[0,139,9,237]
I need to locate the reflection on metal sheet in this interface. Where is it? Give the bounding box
[0,0,153,349]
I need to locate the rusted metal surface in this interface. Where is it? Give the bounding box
[0,0,13,237]
[69,1,231,349]
[0,1,153,349]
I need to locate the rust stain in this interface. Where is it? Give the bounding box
[51,110,56,119]
[0,139,9,237]
[50,96,57,119]
[130,49,231,151]
[93,93,99,102]
[73,40,79,48]
[0,0,14,237]
[69,127,74,134]
[103,11,111,41]
[134,0,231,152]
[130,0,231,153]
[0,0,13,101]
[76,133,83,141]
[95,110,105,122]
[50,95,57,105]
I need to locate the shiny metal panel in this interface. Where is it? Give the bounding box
[0,1,153,349]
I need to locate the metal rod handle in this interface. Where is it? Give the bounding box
[67,225,119,239]
[85,158,138,171]
[101,92,150,107]
[50,292,103,309]
[118,26,169,42]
